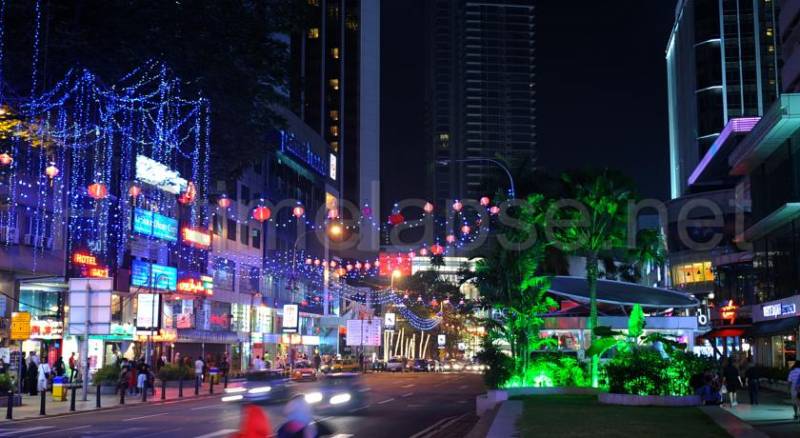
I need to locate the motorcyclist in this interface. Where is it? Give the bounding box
[278,395,318,438]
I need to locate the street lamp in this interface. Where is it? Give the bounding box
[436,158,516,199]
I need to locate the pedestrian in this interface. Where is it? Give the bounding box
[37,360,51,393]
[313,352,321,371]
[53,357,65,377]
[26,360,38,396]
[722,358,742,407]
[137,366,147,395]
[29,352,40,367]
[19,352,27,393]
[220,354,229,378]
[157,355,166,371]
[788,362,800,420]
[195,356,204,383]
[744,361,760,405]
[117,364,129,395]
[68,352,77,382]
[697,373,721,406]
[0,358,7,375]
[128,362,138,395]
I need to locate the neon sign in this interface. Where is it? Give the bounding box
[72,252,110,278]
[131,260,177,291]
[176,275,213,296]
[73,252,98,266]
[133,209,178,242]
[182,227,211,248]
[720,300,738,325]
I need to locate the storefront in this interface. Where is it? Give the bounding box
[89,323,137,365]
[748,295,800,368]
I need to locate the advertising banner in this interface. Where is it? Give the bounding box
[346,318,382,347]
[282,304,299,333]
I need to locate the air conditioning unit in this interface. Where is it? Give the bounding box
[0,227,18,244]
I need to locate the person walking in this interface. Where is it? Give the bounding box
[118,364,129,395]
[36,360,50,394]
[68,352,77,383]
[195,356,204,384]
[26,360,38,396]
[722,358,742,407]
[53,357,65,377]
[313,352,321,372]
[788,362,800,420]
[744,362,760,405]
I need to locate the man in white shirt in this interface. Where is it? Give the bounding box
[194,357,204,382]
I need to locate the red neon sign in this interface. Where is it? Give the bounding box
[182,227,211,248]
[721,300,738,324]
[73,252,98,266]
[72,252,109,278]
[177,278,211,296]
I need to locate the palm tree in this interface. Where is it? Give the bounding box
[548,170,634,388]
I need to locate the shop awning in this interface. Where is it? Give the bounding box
[747,316,800,337]
[548,276,700,309]
[699,327,748,339]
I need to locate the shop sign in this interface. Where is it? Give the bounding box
[135,154,188,194]
[71,251,110,278]
[720,300,738,325]
[10,312,31,340]
[282,304,299,333]
[281,333,303,345]
[136,293,160,330]
[90,323,135,341]
[30,320,63,339]
[763,303,797,319]
[345,318,381,347]
[133,208,178,242]
[176,274,213,296]
[384,312,396,330]
[131,260,177,291]
[182,227,211,248]
[437,334,446,348]
[177,300,194,329]
[137,327,177,342]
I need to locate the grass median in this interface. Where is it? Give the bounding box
[514,394,729,438]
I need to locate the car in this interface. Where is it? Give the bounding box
[411,359,431,372]
[291,360,317,381]
[299,373,368,414]
[371,360,387,371]
[442,359,465,372]
[385,357,405,372]
[220,370,292,404]
[330,359,360,373]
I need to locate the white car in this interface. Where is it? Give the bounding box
[385,357,405,372]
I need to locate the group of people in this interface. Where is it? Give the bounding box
[117,358,155,396]
[14,351,79,396]
[250,352,323,372]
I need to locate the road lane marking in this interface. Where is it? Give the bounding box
[122,412,168,422]
[30,425,90,437]
[358,387,371,392]
[408,417,454,438]
[377,398,395,404]
[401,392,414,397]
[401,383,415,388]
[191,404,221,410]
[194,429,238,438]
[138,427,184,438]
[348,405,370,413]
[0,427,54,436]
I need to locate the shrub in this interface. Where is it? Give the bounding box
[157,363,193,381]
[0,374,14,393]
[476,342,513,389]
[92,362,120,386]
[605,348,715,396]
[503,354,589,388]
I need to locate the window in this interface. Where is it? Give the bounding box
[252,228,261,249]
[240,184,250,204]
[213,215,223,235]
[766,27,773,37]
[329,79,339,91]
[329,110,339,121]
[330,141,339,152]
[331,47,340,59]
[330,125,339,137]
[308,28,320,39]
[227,218,237,241]
[240,224,249,245]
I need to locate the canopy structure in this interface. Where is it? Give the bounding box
[548,276,700,309]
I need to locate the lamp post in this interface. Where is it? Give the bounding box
[436,158,516,199]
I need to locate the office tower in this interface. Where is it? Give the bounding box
[426,0,536,205]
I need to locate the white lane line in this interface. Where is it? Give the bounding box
[30,425,90,437]
[358,387,371,392]
[348,405,370,413]
[191,404,220,410]
[401,383,415,388]
[194,429,238,438]
[329,435,354,438]
[0,427,54,437]
[122,412,168,422]
[377,398,395,404]
[401,392,414,397]
[311,415,335,425]
[138,427,184,438]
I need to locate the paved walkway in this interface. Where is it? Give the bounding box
[722,389,800,438]
[3,380,240,421]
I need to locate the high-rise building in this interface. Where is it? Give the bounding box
[780,0,800,92]
[425,0,535,205]
[667,0,780,199]
[289,0,381,253]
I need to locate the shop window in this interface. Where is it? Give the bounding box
[308,28,320,39]
[240,224,249,245]
[331,47,340,59]
[329,79,339,91]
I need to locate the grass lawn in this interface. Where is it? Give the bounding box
[515,395,729,438]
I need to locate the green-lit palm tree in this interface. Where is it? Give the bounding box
[549,170,634,388]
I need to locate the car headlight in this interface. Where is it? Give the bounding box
[248,386,272,394]
[444,364,451,370]
[329,393,351,405]
[304,392,323,404]
[224,387,246,394]
[221,395,243,402]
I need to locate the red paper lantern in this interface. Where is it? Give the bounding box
[430,244,444,255]
[423,202,434,214]
[346,264,354,271]
[388,213,404,225]
[452,200,463,212]
[446,234,456,244]
[313,259,321,266]
[252,205,272,222]
[292,205,305,218]
[355,262,363,270]
[0,153,12,166]
[364,262,372,270]
[461,225,471,234]
[489,205,501,215]
[45,163,59,179]
[419,248,429,256]
[408,251,416,258]
[217,195,232,209]
[179,181,197,205]
[305,258,313,265]
[128,184,142,198]
[480,196,491,206]
[87,182,108,200]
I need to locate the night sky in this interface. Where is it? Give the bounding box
[381,1,677,210]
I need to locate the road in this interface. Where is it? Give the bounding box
[0,372,484,437]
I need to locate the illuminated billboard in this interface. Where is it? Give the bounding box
[282,304,299,333]
[131,260,177,291]
[135,155,188,194]
[133,209,178,242]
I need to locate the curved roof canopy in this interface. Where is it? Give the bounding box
[548,276,700,309]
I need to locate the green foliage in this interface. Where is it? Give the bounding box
[0,374,14,393]
[476,341,513,390]
[503,354,589,389]
[605,348,715,396]
[628,304,645,337]
[92,362,121,386]
[157,363,193,381]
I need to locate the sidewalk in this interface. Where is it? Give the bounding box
[721,389,800,438]
[2,380,242,421]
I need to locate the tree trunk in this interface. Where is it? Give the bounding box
[586,251,599,388]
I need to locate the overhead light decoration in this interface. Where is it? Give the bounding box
[292,205,305,218]
[128,184,142,198]
[452,200,463,212]
[87,182,108,200]
[253,205,272,222]
[178,181,197,205]
[423,202,434,214]
[480,196,491,206]
[45,162,59,179]
[0,152,12,166]
[217,194,232,209]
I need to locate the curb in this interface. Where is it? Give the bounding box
[4,390,223,423]
[486,400,522,438]
[699,406,769,438]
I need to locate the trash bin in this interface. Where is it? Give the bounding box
[209,367,219,384]
[52,376,67,401]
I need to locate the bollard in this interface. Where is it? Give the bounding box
[178,378,183,398]
[194,377,199,396]
[96,385,101,408]
[142,384,147,402]
[224,374,228,389]
[120,387,126,405]
[69,386,76,412]
[39,390,45,416]
[6,392,12,420]
[161,380,166,400]
[209,377,214,395]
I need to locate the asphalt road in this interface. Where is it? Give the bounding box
[0,372,484,438]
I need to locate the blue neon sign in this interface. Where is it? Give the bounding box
[131,260,177,291]
[133,208,177,242]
